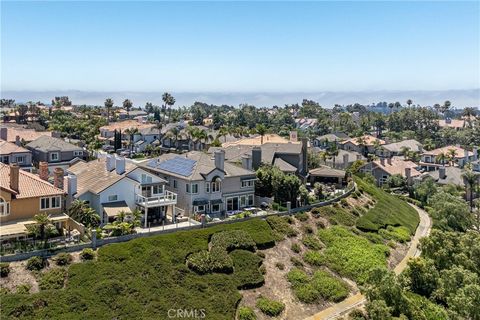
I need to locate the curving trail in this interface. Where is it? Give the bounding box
[304,204,432,320]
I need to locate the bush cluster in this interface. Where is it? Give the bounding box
[80,248,96,260]
[287,268,349,303]
[303,251,324,266]
[238,306,256,320]
[291,242,301,253]
[0,262,10,277]
[26,256,47,271]
[210,230,257,252]
[231,250,264,289]
[54,253,73,266]
[39,268,67,291]
[379,226,411,243]
[256,296,285,317]
[301,235,323,250]
[295,212,309,222]
[266,216,298,240]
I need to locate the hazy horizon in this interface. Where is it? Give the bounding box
[2,89,479,109]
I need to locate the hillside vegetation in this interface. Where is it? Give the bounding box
[355,177,419,234]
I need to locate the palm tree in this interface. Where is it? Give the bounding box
[217,126,229,143]
[406,99,413,107]
[26,213,58,248]
[67,200,100,228]
[462,169,479,212]
[162,92,175,123]
[400,146,411,160]
[435,152,448,166]
[355,136,367,156]
[166,127,182,149]
[124,127,139,152]
[104,98,114,124]
[447,148,458,166]
[441,100,451,115]
[123,99,133,117]
[255,124,268,144]
[423,139,435,151]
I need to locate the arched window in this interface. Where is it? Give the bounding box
[0,197,10,216]
[211,177,221,193]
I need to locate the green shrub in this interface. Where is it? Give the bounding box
[231,250,264,289]
[256,296,285,317]
[266,216,298,239]
[295,212,309,221]
[287,269,349,303]
[349,309,367,320]
[186,248,233,274]
[310,207,322,218]
[80,248,96,260]
[54,252,73,266]
[290,257,304,268]
[355,177,419,233]
[0,262,10,277]
[302,235,323,250]
[317,226,389,284]
[275,262,285,270]
[316,220,326,229]
[302,225,314,234]
[379,226,411,243]
[259,265,267,275]
[39,268,67,290]
[291,242,301,253]
[340,198,348,207]
[0,287,9,295]
[238,306,256,320]
[303,251,324,266]
[362,232,384,244]
[210,230,256,252]
[16,284,32,294]
[256,251,266,259]
[26,256,47,271]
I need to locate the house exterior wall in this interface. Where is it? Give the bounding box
[0,190,63,223]
[358,162,390,186]
[0,151,33,169]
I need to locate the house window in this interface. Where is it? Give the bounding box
[0,198,10,216]
[205,182,210,193]
[195,205,205,212]
[108,195,118,202]
[73,151,83,157]
[15,156,25,164]
[248,195,254,206]
[191,183,198,194]
[50,152,59,161]
[211,178,221,193]
[141,174,153,183]
[186,184,190,193]
[40,196,61,210]
[173,179,178,189]
[241,180,254,188]
[212,204,221,212]
[1,156,9,164]
[152,185,162,195]
[240,196,246,207]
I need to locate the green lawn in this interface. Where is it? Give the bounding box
[355,177,419,234]
[1,219,274,320]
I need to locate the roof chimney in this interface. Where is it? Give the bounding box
[115,156,126,175]
[214,150,225,171]
[289,131,298,142]
[106,154,115,171]
[39,162,49,181]
[356,154,362,161]
[54,167,64,189]
[252,147,262,170]
[66,174,77,196]
[9,164,19,192]
[241,154,252,171]
[343,153,349,168]
[0,127,7,141]
[439,166,446,180]
[380,158,385,166]
[387,157,392,165]
[15,135,21,146]
[405,167,412,185]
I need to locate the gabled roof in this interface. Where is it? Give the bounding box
[0,126,52,143]
[340,135,385,146]
[422,145,470,158]
[0,140,31,155]
[309,165,346,178]
[316,132,349,142]
[371,159,421,178]
[382,139,423,153]
[211,142,303,165]
[0,163,64,198]
[139,151,255,181]
[222,134,296,148]
[425,167,467,186]
[68,159,137,195]
[99,120,155,132]
[26,136,82,153]
[273,158,297,173]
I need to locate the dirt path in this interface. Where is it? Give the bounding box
[304,204,432,320]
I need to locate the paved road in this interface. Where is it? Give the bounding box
[304,204,432,320]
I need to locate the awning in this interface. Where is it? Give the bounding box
[102,201,132,218]
[192,199,209,206]
[210,199,223,205]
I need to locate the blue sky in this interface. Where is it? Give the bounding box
[1,1,479,93]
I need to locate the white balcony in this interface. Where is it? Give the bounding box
[135,190,177,208]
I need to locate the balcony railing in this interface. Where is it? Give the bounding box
[135,190,177,207]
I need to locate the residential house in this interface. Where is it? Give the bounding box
[222,133,294,148]
[358,158,421,186]
[339,135,386,155]
[0,163,81,240]
[377,139,423,158]
[210,139,308,177]
[420,145,475,171]
[308,166,347,188]
[98,120,156,146]
[0,126,52,144]
[313,132,349,149]
[26,136,86,174]
[313,148,365,169]
[67,155,178,227]
[139,150,256,217]
[0,140,33,170]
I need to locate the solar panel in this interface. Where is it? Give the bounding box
[148,156,196,177]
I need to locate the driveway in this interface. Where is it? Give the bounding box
[304,204,432,320]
